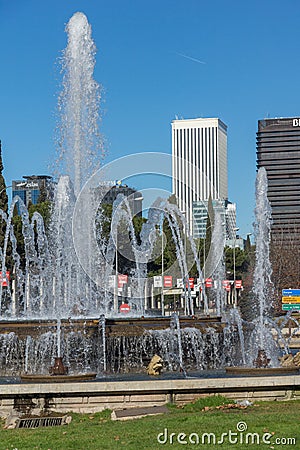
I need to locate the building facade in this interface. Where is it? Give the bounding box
[172,117,228,235]
[94,182,143,217]
[256,117,300,234]
[12,175,54,207]
[192,199,237,241]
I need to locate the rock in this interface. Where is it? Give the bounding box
[4,411,21,429]
[236,399,253,407]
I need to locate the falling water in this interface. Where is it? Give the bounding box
[229,308,246,366]
[99,314,106,372]
[56,318,62,358]
[170,313,187,376]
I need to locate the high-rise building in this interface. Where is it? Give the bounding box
[172,117,228,235]
[256,117,300,234]
[12,175,55,207]
[93,181,143,217]
[192,199,237,241]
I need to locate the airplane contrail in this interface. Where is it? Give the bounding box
[175,52,206,65]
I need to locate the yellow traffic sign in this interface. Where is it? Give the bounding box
[282,296,300,303]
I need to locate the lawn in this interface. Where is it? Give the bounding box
[0,397,299,450]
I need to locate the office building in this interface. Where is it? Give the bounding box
[172,117,228,235]
[256,117,300,234]
[193,199,237,241]
[94,181,143,217]
[12,175,55,207]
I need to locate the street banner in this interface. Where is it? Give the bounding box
[205,278,213,288]
[154,276,162,288]
[164,276,173,288]
[186,278,194,289]
[177,279,183,288]
[222,280,231,291]
[118,274,128,288]
[235,280,242,289]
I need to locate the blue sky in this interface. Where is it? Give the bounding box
[1,0,300,236]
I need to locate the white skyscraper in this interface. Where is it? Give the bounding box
[172,117,228,235]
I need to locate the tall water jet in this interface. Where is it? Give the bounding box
[51,11,104,319]
[210,211,226,315]
[57,12,103,197]
[251,167,276,366]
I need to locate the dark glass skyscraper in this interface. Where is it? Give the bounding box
[256,117,300,234]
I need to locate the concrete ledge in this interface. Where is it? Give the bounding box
[2,375,300,395]
[0,375,300,415]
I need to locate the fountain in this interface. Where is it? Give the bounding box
[0,11,225,380]
[0,11,298,386]
[226,167,300,375]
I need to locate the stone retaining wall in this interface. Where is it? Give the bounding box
[0,375,300,417]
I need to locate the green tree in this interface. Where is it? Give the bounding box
[0,141,13,273]
[11,206,26,270]
[28,201,52,232]
[0,142,8,214]
[37,183,48,203]
[96,202,147,275]
[224,246,250,280]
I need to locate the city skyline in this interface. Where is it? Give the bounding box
[1,1,300,236]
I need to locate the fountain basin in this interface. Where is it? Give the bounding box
[0,315,227,376]
[226,366,300,376]
[20,373,97,383]
[0,315,223,337]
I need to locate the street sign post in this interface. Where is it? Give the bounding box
[282,289,300,311]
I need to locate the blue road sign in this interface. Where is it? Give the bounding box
[282,289,300,296]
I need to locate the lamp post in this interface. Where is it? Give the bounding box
[114,195,144,313]
[233,227,239,306]
[114,227,119,312]
[161,224,164,316]
[180,210,189,315]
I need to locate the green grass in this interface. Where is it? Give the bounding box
[0,397,299,450]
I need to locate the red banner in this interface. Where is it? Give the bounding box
[0,271,10,287]
[222,280,231,292]
[186,278,194,289]
[235,280,242,289]
[118,274,128,288]
[205,278,213,288]
[164,276,173,288]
